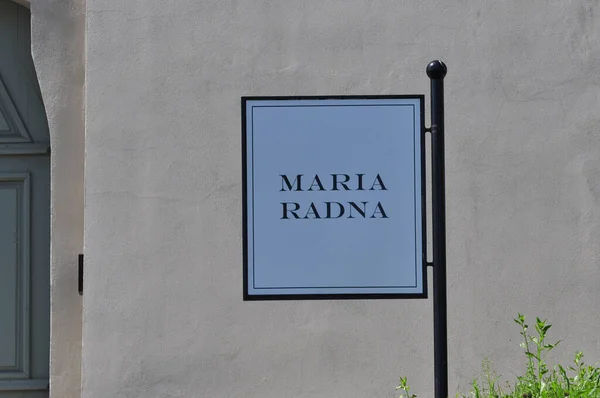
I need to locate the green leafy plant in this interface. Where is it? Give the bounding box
[396,376,417,398]
[397,314,600,397]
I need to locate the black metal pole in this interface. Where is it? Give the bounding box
[427,60,448,398]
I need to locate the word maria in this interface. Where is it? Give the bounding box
[279,173,389,220]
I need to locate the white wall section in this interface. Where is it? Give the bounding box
[81,1,600,397]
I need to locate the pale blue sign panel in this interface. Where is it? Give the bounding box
[243,96,425,299]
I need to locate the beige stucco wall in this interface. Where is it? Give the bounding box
[30,0,85,397]
[81,1,600,397]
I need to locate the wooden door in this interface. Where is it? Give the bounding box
[0,1,50,396]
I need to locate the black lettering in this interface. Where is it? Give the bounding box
[281,202,301,219]
[332,174,351,191]
[348,201,368,218]
[280,174,303,191]
[356,174,365,190]
[370,202,388,218]
[326,202,345,218]
[304,203,321,219]
[308,175,325,191]
[369,174,387,191]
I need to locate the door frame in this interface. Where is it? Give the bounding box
[13,0,86,397]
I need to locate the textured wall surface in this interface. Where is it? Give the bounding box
[30,0,85,397]
[83,1,600,397]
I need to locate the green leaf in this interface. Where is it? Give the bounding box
[525,352,540,362]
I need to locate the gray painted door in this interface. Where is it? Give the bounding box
[0,1,50,396]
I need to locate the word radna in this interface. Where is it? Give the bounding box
[279,173,389,219]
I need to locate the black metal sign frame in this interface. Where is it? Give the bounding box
[242,95,427,301]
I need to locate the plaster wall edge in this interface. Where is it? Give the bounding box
[28,0,86,396]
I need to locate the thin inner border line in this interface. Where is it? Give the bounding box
[247,101,422,292]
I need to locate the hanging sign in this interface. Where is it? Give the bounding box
[242,96,426,300]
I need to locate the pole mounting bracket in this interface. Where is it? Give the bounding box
[78,254,84,296]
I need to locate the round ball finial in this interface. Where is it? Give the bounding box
[426,60,447,79]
